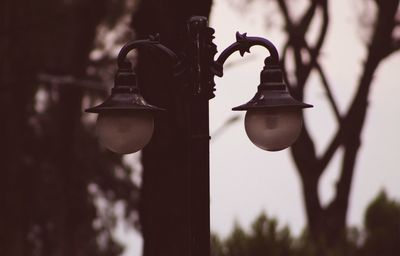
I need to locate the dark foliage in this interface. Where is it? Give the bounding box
[211,213,300,256]
[360,191,400,256]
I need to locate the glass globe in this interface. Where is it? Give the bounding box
[244,108,302,151]
[96,111,154,154]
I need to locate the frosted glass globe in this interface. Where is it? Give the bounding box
[244,108,302,151]
[96,112,154,154]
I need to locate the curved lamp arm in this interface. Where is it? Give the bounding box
[214,32,280,77]
[117,36,180,70]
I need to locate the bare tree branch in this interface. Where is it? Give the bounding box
[319,129,343,170]
[316,63,342,121]
[298,0,318,35]
[300,0,329,86]
[277,0,292,28]
[299,38,342,122]
[280,42,294,89]
[312,0,329,55]
[326,0,400,224]
[274,0,400,250]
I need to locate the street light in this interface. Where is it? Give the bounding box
[86,16,312,255]
[87,18,312,153]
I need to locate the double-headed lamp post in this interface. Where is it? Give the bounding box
[86,16,311,255]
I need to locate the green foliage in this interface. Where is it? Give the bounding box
[212,213,296,256]
[360,191,400,256]
[212,191,400,256]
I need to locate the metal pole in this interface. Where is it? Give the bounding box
[185,16,217,256]
[187,96,210,256]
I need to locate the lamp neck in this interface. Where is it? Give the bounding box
[112,66,140,94]
[258,66,286,91]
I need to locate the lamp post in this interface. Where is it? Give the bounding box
[86,16,311,256]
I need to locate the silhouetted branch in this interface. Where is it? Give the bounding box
[274,0,400,250]
[327,0,400,225]
[279,1,337,123]
[300,0,329,86]
[298,0,318,35]
[319,129,343,170]
[317,65,341,121]
[313,0,328,56]
[280,43,292,90]
[296,32,342,123]
[277,0,292,28]
[277,1,320,180]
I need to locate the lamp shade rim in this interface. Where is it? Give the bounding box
[232,87,313,111]
[232,102,312,111]
[85,92,165,113]
[85,105,165,113]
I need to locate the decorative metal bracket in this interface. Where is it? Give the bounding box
[112,16,283,100]
[214,32,280,77]
[181,16,219,99]
[178,19,282,99]
[116,35,182,75]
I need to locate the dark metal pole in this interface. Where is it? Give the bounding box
[187,96,210,256]
[184,16,217,256]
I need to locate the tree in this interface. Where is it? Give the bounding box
[211,213,296,256]
[211,191,400,256]
[211,192,400,256]
[241,0,400,253]
[0,0,139,255]
[360,191,400,256]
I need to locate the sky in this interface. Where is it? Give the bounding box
[116,0,400,255]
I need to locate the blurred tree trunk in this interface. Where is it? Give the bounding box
[131,1,212,256]
[0,1,128,255]
[273,0,400,254]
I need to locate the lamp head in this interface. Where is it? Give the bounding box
[232,66,312,151]
[86,67,163,154]
[86,67,164,113]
